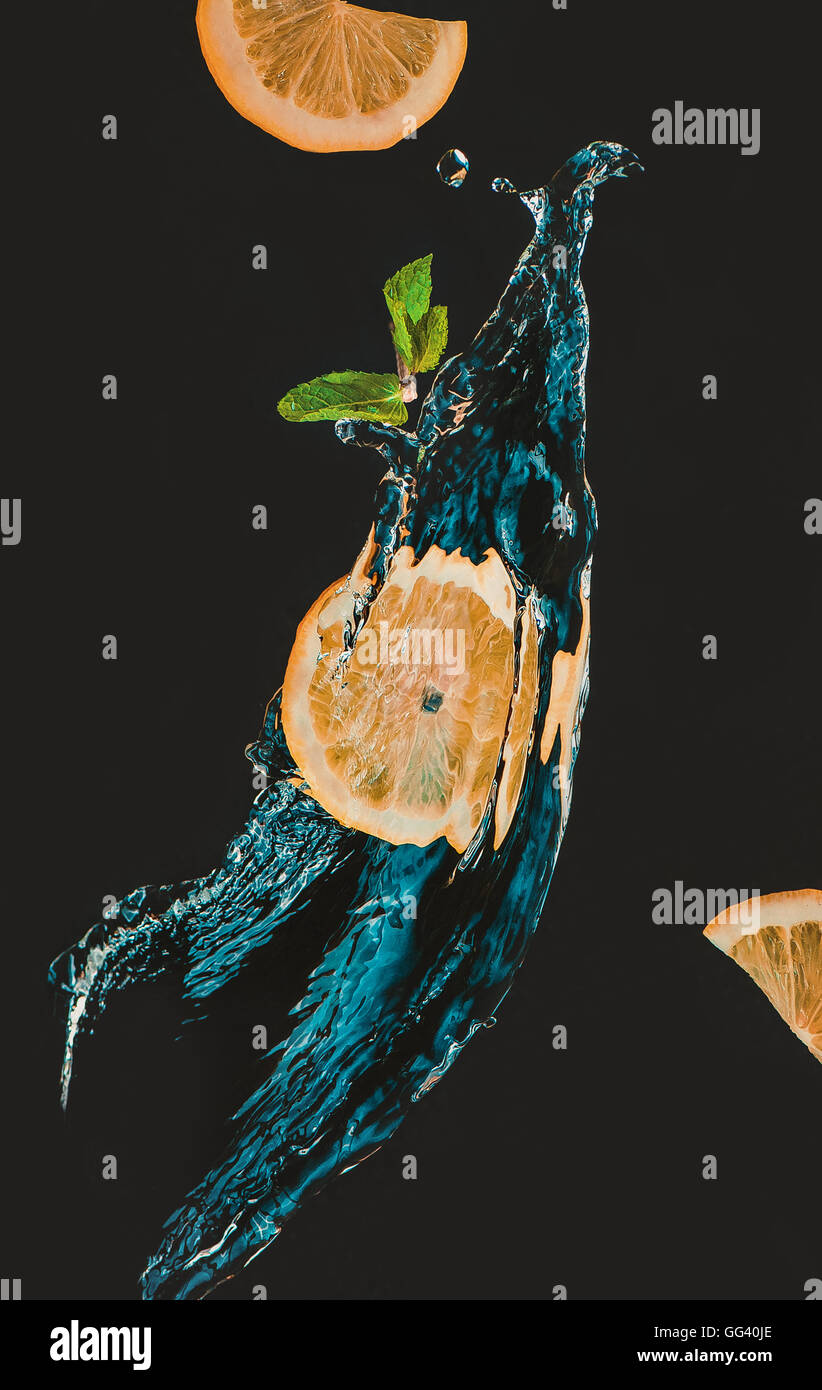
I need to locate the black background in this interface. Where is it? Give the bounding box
[3,0,820,1301]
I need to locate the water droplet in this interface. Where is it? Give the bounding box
[437,148,470,188]
[491,176,517,195]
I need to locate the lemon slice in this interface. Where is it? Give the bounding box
[197,0,468,151]
[282,537,523,851]
[705,888,822,1064]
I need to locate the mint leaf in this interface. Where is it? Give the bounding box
[410,304,448,373]
[278,371,408,425]
[383,257,446,372]
[384,254,433,326]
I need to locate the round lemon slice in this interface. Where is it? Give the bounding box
[282,540,519,850]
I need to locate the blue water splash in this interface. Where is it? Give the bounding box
[49,142,640,1299]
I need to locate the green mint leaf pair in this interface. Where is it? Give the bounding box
[277,255,448,426]
[383,255,449,375]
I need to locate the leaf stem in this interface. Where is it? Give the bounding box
[392,333,417,404]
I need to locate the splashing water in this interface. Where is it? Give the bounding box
[437,147,470,187]
[49,142,640,1299]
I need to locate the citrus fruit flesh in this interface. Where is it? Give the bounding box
[493,595,540,848]
[196,0,468,151]
[539,573,591,822]
[282,539,528,851]
[704,889,822,1064]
